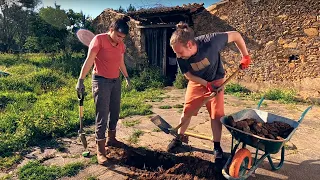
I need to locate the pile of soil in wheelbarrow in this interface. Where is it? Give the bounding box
[226,116,294,140]
[105,144,226,180]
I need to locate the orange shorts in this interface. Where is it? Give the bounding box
[183,78,225,120]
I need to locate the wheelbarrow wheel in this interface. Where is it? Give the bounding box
[229,148,252,178]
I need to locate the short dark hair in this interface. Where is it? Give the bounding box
[110,16,130,35]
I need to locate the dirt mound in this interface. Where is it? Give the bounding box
[104,145,226,180]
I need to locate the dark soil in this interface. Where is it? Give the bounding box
[105,144,227,180]
[226,116,294,140]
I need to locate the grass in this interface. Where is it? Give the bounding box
[225,83,251,96]
[263,88,297,104]
[89,155,98,164]
[0,174,12,180]
[173,104,183,108]
[120,88,163,118]
[0,154,22,170]
[17,161,85,180]
[128,130,144,144]
[86,176,98,180]
[122,119,141,127]
[152,128,161,132]
[224,83,299,104]
[159,105,172,109]
[0,53,165,168]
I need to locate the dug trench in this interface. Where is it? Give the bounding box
[104,144,227,180]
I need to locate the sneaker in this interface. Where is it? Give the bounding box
[214,148,224,159]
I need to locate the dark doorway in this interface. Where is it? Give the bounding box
[165,27,177,85]
[144,28,166,69]
[143,27,178,85]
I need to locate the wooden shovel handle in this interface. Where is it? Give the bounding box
[173,68,241,132]
[184,131,213,141]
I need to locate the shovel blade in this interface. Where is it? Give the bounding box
[150,115,177,136]
[79,133,87,149]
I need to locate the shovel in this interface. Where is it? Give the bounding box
[77,92,90,157]
[151,67,241,140]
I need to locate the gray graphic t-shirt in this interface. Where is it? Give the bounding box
[177,33,228,82]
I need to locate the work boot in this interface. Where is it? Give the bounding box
[106,130,123,147]
[96,140,108,165]
[167,134,189,153]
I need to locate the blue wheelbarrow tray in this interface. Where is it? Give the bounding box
[220,98,312,180]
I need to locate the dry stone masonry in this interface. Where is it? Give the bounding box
[200,0,319,93]
[92,0,319,98]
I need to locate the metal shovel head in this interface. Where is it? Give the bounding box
[79,133,87,149]
[150,115,177,136]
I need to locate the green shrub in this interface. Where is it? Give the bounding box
[131,66,166,91]
[264,88,296,104]
[225,83,251,94]
[173,70,188,89]
[17,160,84,180]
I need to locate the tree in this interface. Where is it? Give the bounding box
[39,3,70,30]
[66,9,93,32]
[117,6,126,13]
[127,4,136,12]
[0,0,41,52]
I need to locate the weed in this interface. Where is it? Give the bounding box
[122,119,141,127]
[159,105,172,109]
[128,130,144,144]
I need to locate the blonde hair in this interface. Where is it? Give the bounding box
[170,22,195,46]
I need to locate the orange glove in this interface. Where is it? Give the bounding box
[240,55,251,69]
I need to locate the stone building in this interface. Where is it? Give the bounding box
[92,0,319,97]
[92,3,205,84]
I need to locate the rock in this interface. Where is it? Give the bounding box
[265,40,276,51]
[278,37,287,45]
[283,42,298,48]
[283,30,289,35]
[220,15,228,20]
[300,55,305,62]
[304,28,318,37]
[277,15,288,20]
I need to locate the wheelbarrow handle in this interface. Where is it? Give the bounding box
[256,96,312,124]
[298,105,313,123]
[257,96,265,110]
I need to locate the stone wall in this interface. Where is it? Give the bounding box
[92,9,146,69]
[193,0,319,97]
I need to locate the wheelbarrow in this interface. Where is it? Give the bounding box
[220,97,313,179]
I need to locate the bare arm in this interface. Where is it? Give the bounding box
[184,72,207,86]
[226,31,249,56]
[79,48,98,79]
[119,54,129,78]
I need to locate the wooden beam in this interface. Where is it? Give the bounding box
[137,24,176,29]
[162,28,167,76]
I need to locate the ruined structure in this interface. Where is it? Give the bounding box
[92,0,319,97]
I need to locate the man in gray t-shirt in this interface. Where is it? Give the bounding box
[167,22,251,161]
[177,32,228,82]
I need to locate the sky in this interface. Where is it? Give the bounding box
[41,0,219,18]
